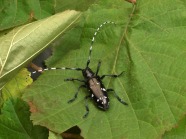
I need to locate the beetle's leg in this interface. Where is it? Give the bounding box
[107,88,128,105]
[64,78,86,83]
[68,85,87,103]
[83,95,91,118]
[100,71,124,80]
[95,60,101,75]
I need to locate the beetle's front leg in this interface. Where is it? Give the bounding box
[64,78,86,83]
[95,60,101,75]
[100,71,124,80]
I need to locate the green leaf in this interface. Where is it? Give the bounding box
[49,131,62,139]
[0,0,55,30]
[163,117,186,139]
[2,68,32,101]
[0,99,48,139]
[0,10,81,90]
[22,0,186,139]
[54,0,96,12]
[0,68,32,108]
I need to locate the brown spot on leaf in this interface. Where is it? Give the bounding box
[125,0,136,4]
[28,101,38,113]
[28,11,35,22]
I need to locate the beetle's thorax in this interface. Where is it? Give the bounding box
[82,67,94,79]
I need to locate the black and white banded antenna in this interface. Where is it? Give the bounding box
[29,21,116,76]
[86,21,116,67]
[29,67,83,76]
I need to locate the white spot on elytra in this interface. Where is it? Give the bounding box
[91,94,94,97]
[97,99,99,102]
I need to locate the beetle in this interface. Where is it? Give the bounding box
[31,21,128,118]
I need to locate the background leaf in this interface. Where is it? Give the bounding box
[54,0,96,13]
[0,99,48,139]
[163,117,186,139]
[0,68,32,108]
[49,131,62,139]
[0,10,81,90]
[22,0,186,139]
[0,0,55,30]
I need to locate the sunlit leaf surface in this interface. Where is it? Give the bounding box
[0,10,81,90]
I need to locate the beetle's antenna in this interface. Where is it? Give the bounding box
[86,21,115,67]
[30,67,83,76]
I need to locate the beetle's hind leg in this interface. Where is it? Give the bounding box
[107,88,128,105]
[68,85,87,103]
[83,95,91,118]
